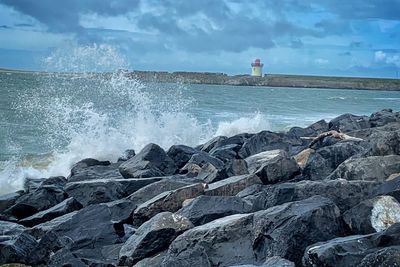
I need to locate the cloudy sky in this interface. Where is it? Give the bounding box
[0,0,399,77]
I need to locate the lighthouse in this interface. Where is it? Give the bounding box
[251,58,264,77]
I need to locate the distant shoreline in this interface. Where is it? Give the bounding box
[1,68,399,91]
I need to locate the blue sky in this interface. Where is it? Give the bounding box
[0,0,399,78]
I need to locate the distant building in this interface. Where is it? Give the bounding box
[251,58,264,77]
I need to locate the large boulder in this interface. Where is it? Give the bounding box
[176,195,252,226]
[303,223,400,267]
[209,144,242,163]
[238,179,381,212]
[245,150,299,184]
[4,185,66,219]
[301,140,367,180]
[343,195,400,234]
[0,190,24,213]
[163,196,341,266]
[196,136,227,153]
[19,197,83,227]
[378,174,400,201]
[119,143,177,178]
[167,145,199,169]
[328,113,370,132]
[133,251,166,267]
[132,183,205,226]
[238,131,301,158]
[287,119,329,139]
[205,174,262,197]
[327,155,400,181]
[68,162,123,182]
[358,246,400,267]
[369,109,400,127]
[119,212,193,266]
[367,129,400,156]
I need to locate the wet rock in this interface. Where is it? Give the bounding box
[167,145,199,169]
[288,119,329,139]
[209,144,241,163]
[46,248,87,267]
[238,179,380,212]
[0,232,38,265]
[238,131,299,158]
[19,197,83,227]
[119,143,177,178]
[70,158,111,175]
[329,113,370,132]
[369,109,400,128]
[301,140,367,180]
[68,163,123,182]
[4,185,66,219]
[133,251,166,267]
[367,130,400,156]
[176,195,252,226]
[118,149,136,162]
[196,136,227,153]
[303,223,400,267]
[0,221,26,235]
[127,178,193,204]
[245,150,299,184]
[378,174,400,201]
[119,212,193,266]
[23,177,45,192]
[0,190,24,213]
[263,256,295,267]
[327,155,400,181]
[358,246,400,267]
[71,244,123,267]
[65,177,161,206]
[132,183,205,226]
[181,152,225,173]
[163,196,340,266]
[343,195,400,234]
[205,174,262,196]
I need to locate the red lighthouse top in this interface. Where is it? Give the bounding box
[251,58,263,67]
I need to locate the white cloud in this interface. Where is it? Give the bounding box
[375,50,400,67]
[315,58,329,65]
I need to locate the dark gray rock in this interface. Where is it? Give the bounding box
[176,195,252,226]
[378,174,400,201]
[238,131,301,158]
[167,145,199,169]
[127,178,194,204]
[68,163,123,182]
[209,144,241,163]
[132,183,205,226]
[0,232,38,265]
[329,113,370,132]
[245,150,300,184]
[70,158,111,175]
[118,149,136,162]
[71,244,123,267]
[367,129,400,156]
[303,223,400,267]
[23,176,67,192]
[369,109,400,128]
[19,197,83,227]
[358,246,400,267]
[263,256,295,267]
[47,248,87,267]
[181,152,225,172]
[0,220,26,235]
[327,155,400,181]
[0,190,24,213]
[343,195,400,234]
[4,185,66,219]
[288,119,329,139]
[119,212,193,266]
[238,179,381,212]
[119,143,177,178]
[205,174,262,197]
[301,140,367,180]
[133,251,166,267]
[196,136,227,153]
[212,133,253,151]
[163,196,341,267]
[23,177,45,192]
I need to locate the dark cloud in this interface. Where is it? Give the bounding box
[338,51,352,56]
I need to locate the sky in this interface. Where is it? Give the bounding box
[0,0,399,78]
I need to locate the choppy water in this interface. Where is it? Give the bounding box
[1,45,400,194]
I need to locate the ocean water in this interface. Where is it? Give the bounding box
[1,45,400,194]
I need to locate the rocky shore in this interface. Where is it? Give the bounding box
[1,109,400,266]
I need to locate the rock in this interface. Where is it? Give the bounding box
[369,109,400,127]
[378,174,400,201]
[181,152,225,173]
[196,136,227,153]
[133,251,166,267]
[0,190,24,213]
[294,148,314,169]
[328,113,370,132]
[167,145,199,169]
[301,140,367,180]
[68,163,123,182]
[225,159,249,177]
[19,197,83,227]
[209,143,242,162]
[0,221,26,235]
[70,158,111,175]
[213,133,253,149]
[238,131,300,158]
[41,176,67,188]
[127,178,194,204]
[263,256,295,267]
[119,212,193,266]
[238,179,381,212]
[343,195,400,234]
[0,232,38,265]
[303,223,400,267]
[327,155,400,181]
[367,129,400,156]
[132,183,205,226]
[288,119,329,139]
[118,149,136,162]
[245,150,299,184]
[205,174,262,196]
[119,143,177,178]
[4,185,66,219]
[65,177,161,206]
[176,195,252,226]
[23,177,45,192]
[163,196,341,266]
[70,244,123,266]
[358,246,400,267]
[46,248,87,267]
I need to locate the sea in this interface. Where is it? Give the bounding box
[1,45,400,195]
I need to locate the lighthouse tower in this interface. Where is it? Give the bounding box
[251,58,264,77]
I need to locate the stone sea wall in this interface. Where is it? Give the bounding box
[129,70,400,91]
